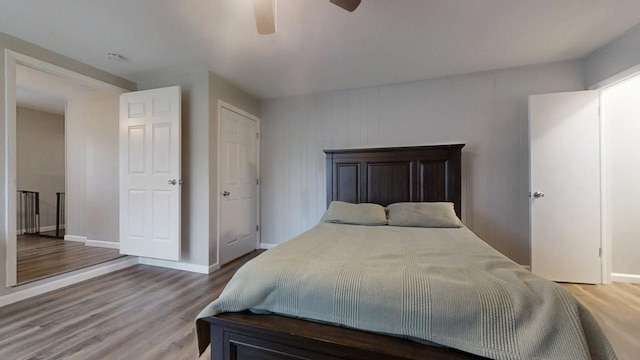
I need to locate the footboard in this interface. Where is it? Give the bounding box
[204,312,486,360]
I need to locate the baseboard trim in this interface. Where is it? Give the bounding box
[611,273,640,284]
[138,258,210,274]
[64,235,87,243]
[17,225,63,235]
[40,225,60,232]
[16,225,64,235]
[260,243,278,250]
[209,263,220,273]
[0,257,138,308]
[519,264,531,271]
[85,240,119,250]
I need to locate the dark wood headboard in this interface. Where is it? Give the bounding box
[324,144,465,218]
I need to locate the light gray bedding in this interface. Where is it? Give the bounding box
[196,223,616,360]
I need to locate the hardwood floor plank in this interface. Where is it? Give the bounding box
[561,282,640,360]
[19,270,194,359]
[1,250,637,360]
[0,250,262,360]
[17,234,124,284]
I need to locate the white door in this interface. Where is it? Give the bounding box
[119,86,181,261]
[529,90,601,284]
[219,106,259,265]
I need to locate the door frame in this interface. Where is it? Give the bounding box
[216,100,260,265]
[597,71,640,284]
[599,93,612,284]
[3,50,127,287]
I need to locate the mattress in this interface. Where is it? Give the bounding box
[196,223,616,360]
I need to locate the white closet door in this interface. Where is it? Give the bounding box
[219,107,259,265]
[529,90,601,284]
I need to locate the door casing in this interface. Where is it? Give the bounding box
[216,100,260,266]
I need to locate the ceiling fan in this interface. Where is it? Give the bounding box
[254,0,361,34]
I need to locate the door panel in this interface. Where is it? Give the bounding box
[120,86,181,261]
[219,107,258,265]
[152,124,172,173]
[529,90,601,284]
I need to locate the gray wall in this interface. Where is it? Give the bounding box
[585,23,640,88]
[66,91,120,243]
[0,32,135,297]
[259,60,586,265]
[16,107,65,229]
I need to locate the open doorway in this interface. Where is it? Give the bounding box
[6,51,127,285]
[15,66,66,239]
[601,74,640,284]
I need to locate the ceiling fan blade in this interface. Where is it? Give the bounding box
[330,0,361,12]
[254,0,276,34]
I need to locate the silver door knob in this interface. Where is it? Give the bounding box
[168,179,177,185]
[222,191,230,197]
[533,191,545,198]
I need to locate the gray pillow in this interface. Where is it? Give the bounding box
[322,201,387,226]
[387,202,462,228]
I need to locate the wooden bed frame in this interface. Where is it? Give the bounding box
[324,144,464,217]
[202,144,485,360]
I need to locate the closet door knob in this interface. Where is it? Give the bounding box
[533,191,545,198]
[222,191,230,197]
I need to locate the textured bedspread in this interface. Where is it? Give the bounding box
[196,223,616,360]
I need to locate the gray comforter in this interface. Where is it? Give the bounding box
[196,223,616,360]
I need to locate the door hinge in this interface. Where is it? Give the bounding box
[599,248,602,257]
[256,178,259,185]
[256,225,260,232]
[256,132,260,139]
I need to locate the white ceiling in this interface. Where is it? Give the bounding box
[2,0,640,99]
[16,64,96,115]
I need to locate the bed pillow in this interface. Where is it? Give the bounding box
[387,202,462,228]
[322,201,388,225]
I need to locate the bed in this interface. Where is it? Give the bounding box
[196,144,616,360]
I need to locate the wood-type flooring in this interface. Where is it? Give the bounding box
[0,250,637,359]
[561,282,640,360]
[17,234,124,284]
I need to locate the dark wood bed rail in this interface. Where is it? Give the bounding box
[206,311,486,360]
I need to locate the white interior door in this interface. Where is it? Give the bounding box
[119,86,181,261]
[529,90,601,284]
[219,106,258,265]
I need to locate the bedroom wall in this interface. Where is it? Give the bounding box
[66,91,120,245]
[602,75,640,278]
[65,94,86,239]
[0,32,135,298]
[585,22,640,88]
[259,60,586,265]
[16,107,65,229]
